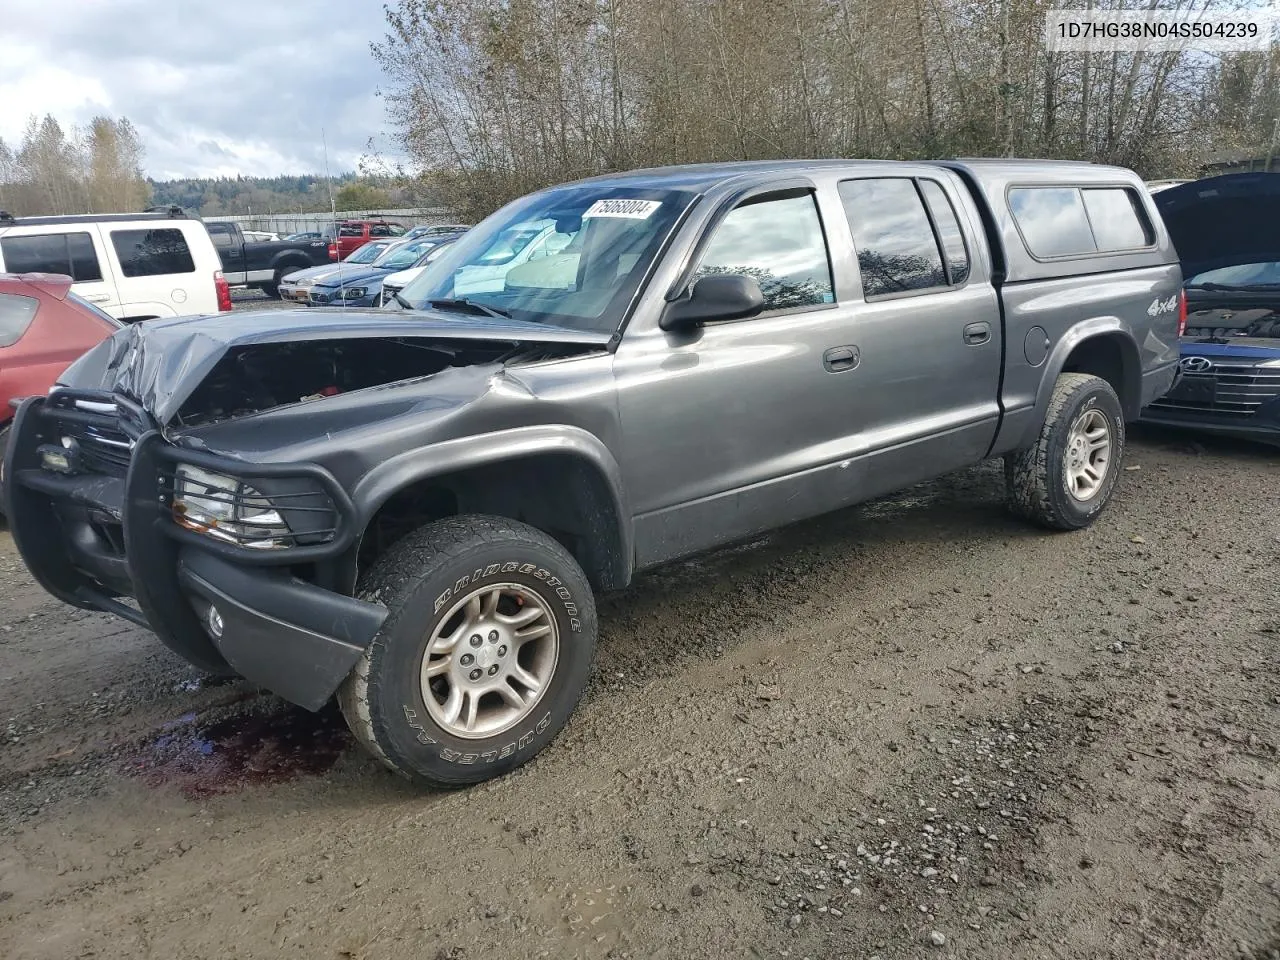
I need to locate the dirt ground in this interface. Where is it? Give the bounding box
[1,427,1277,960]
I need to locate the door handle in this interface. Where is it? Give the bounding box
[962,321,991,345]
[822,345,860,373]
[85,294,111,303]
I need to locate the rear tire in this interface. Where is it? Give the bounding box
[1005,373,1125,530]
[262,264,300,299]
[337,515,597,789]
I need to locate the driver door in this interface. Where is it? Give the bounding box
[613,187,865,567]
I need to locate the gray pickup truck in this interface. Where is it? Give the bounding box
[3,160,1181,788]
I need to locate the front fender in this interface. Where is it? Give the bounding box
[351,424,633,584]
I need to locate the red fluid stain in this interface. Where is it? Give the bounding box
[128,702,352,799]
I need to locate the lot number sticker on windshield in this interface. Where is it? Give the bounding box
[582,199,662,220]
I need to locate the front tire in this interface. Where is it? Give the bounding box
[338,515,597,788]
[1005,373,1125,530]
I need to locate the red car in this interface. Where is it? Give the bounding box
[0,273,118,513]
[327,220,406,261]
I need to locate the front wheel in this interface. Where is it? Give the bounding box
[338,515,597,788]
[1004,372,1125,530]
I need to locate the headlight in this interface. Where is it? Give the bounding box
[172,465,291,549]
[337,286,368,300]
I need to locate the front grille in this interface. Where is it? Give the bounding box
[50,401,135,478]
[1150,360,1280,418]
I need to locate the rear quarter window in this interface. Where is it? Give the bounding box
[0,232,104,282]
[1008,188,1096,258]
[0,292,39,347]
[109,228,196,277]
[1008,185,1154,259]
[1082,188,1153,251]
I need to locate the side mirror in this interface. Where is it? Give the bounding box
[660,273,765,331]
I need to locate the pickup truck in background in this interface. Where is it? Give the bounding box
[204,221,332,298]
[326,220,408,262]
[4,159,1181,790]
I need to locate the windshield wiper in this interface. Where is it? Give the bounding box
[426,297,511,319]
[1187,282,1280,292]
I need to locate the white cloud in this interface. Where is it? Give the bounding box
[0,0,401,178]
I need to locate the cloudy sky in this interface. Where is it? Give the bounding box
[1,0,400,179]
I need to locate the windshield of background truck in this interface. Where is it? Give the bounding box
[397,187,695,332]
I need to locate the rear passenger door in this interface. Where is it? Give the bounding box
[207,223,245,282]
[0,229,120,317]
[832,175,1003,492]
[102,225,198,319]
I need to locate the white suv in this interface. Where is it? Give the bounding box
[0,210,229,321]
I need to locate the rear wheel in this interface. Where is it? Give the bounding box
[262,264,300,299]
[1005,372,1125,530]
[338,515,596,788]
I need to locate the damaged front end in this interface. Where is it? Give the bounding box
[2,312,610,708]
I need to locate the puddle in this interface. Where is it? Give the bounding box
[127,702,352,798]
[172,674,239,694]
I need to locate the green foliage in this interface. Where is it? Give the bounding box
[333,180,394,210]
[149,173,355,216]
[0,114,149,216]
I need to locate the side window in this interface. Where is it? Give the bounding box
[0,292,39,347]
[1008,187,1095,258]
[110,228,196,278]
[209,227,232,248]
[695,192,834,312]
[838,178,946,297]
[339,225,363,237]
[918,180,970,285]
[0,232,104,282]
[370,224,392,238]
[388,224,406,236]
[1082,188,1153,251]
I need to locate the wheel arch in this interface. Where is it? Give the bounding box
[1036,321,1142,425]
[269,251,314,274]
[347,426,633,593]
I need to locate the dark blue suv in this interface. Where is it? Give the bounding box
[1143,173,1280,445]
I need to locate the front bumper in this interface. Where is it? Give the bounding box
[1139,404,1280,446]
[279,282,313,303]
[307,288,380,307]
[2,391,386,710]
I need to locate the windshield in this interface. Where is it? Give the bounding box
[373,239,439,270]
[346,242,389,264]
[1187,261,1280,289]
[397,186,696,332]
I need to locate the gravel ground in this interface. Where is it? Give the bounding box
[230,288,303,312]
[0,427,1277,960]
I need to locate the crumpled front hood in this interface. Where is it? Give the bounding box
[1154,173,1280,279]
[57,308,611,426]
